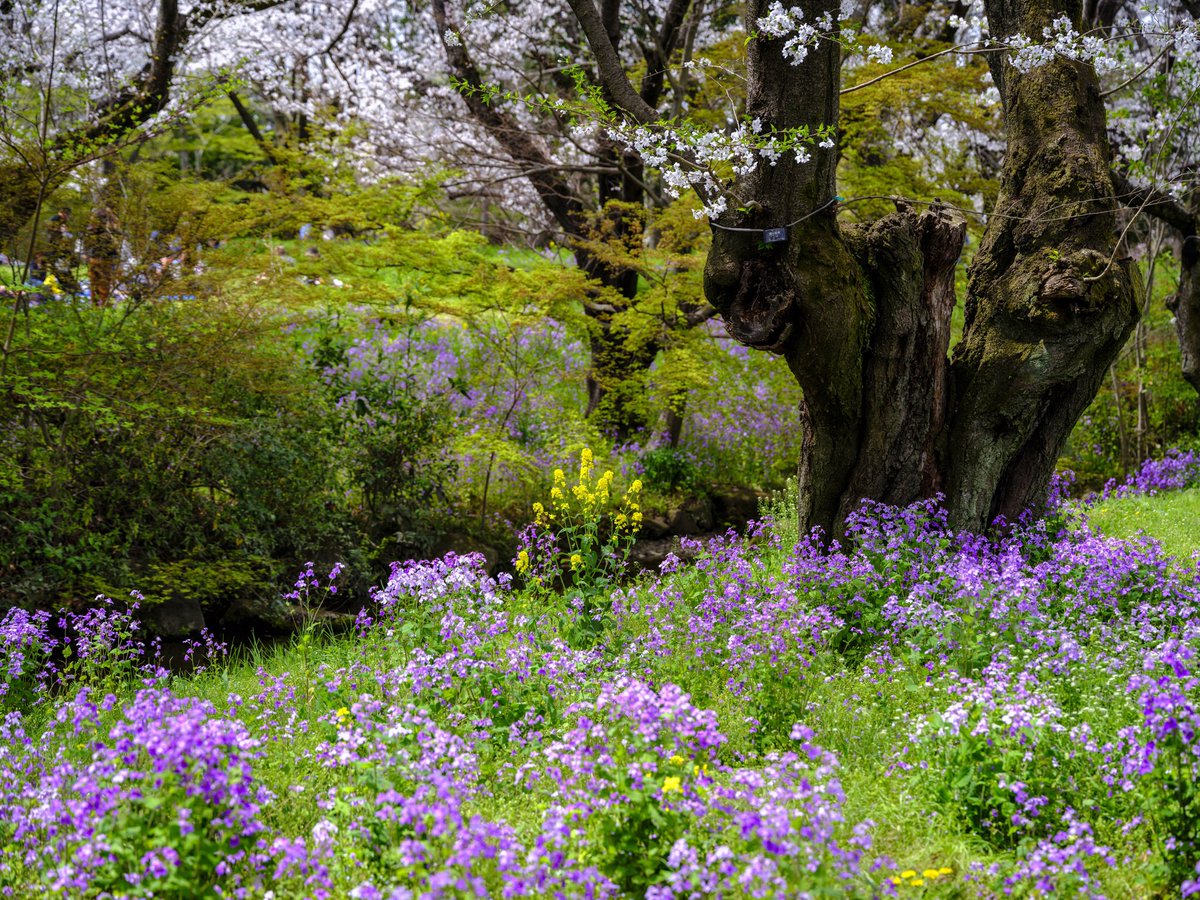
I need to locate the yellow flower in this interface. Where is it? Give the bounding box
[579,448,594,483]
[900,871,916,879]
[937,867,953,876]
[910,879,924,887]
[516,550,530,574]
[661,776,682,794]
[43,273,62,295]
[570,553,583,571]
[632,511,643,525]
[629,478,642,494]
[922,869,941,879]
[890,877,904,885]
[553,469,566,486]
[550,486,564,503]
[335,707,350,721]
[669,755,684,765]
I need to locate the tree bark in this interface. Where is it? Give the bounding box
[1173,227,1200,395]
[945,0,1140,530]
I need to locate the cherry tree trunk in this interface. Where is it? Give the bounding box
[704,0,1139,538]
[1168,217,1200,397]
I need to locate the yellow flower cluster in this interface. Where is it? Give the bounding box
[890,867,953,887]
[519,449,648,589]
[535,449,642,535]
[661,776,682,794]
[613,477,643,535]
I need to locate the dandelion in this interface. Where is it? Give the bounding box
[900,870,917,878]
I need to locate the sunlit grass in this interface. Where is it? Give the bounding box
[1087,486,1200,561]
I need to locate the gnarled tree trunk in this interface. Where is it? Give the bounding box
[702,0,1139,537]
[1173,225,1200,396]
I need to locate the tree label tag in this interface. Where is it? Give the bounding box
[763,227,788,245]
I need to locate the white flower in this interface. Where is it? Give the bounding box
[865,44,893,65]
[311,818,339,845]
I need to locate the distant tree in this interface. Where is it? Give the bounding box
[0,0,290,253]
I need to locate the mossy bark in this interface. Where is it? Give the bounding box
[0,165,48,253]
[946,0,1139,529]
[1172,236,1200,396]
[704,0,1138,538]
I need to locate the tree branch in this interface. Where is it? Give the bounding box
[1112,170,1196,235]
[432,0,589,236]
[563,0,660,123]
[227,89,278,165]
[638,0,693,107]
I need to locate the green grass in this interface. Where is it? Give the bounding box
[1086,486,1200,560]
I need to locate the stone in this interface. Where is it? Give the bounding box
[141,595,205,637]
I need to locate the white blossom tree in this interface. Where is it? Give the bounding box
[0,0,294,249]
[556,0,1162,535]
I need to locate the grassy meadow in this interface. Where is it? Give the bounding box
[3,451,1200,898]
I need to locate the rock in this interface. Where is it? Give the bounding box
[219,592,295,633]
[630,537,676,570]
[667,496,714,534]
[710,485,768,527]
[641,514,672,540]
[142,595,205,637]
[629,534,708,571]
